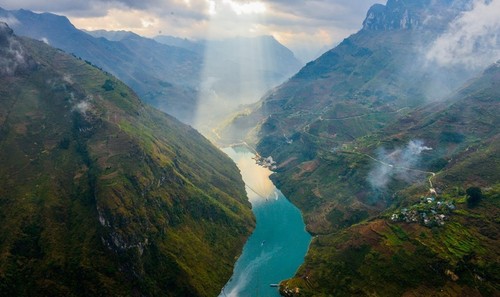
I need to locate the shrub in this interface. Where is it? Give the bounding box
[466,187,482,208]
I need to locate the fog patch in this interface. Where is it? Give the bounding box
[0,15,19,27]
[0,22,32,76]
[367,140,432,190]
[426,0,500,69]
[71,95,95,116]
[62,73,73,84]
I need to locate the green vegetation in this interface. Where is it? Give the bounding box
[0,28,254,296]
[273,63,500,295]
[221,1,500,295]
[466,187,483,208]
[101,79,116,91]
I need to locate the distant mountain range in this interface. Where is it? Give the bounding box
[0,22,254,296]
[0,7,302,126]
[223,0,500,295]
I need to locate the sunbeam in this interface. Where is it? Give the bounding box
[193,0,269,134]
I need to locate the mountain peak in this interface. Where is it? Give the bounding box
[0,21,13,38]
[362,0,424,31]
[362,0,474,31]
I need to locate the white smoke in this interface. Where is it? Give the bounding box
[73,101,90,114]
[367,140,432,190]
[426,0,500,69]
[0,26,28,76]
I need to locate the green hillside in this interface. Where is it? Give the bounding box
[220,0,499,295]
[280,61,500,296]
[221,0,480,236]
[0,23,254,297]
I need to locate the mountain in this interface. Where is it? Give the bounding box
[222,0,478,145]
[0,8,302,127]
[281,59,500,297]
[83,29,138,42]
[153,35,204,54]
[0,23,254,296]
[155,34,303,130]
[154,34,301,83]
[220,0,499,295]
[0,7,203,124]
[222,0,484,231]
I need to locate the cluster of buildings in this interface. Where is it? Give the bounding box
[390,197,456,227]
[254,155,278,170]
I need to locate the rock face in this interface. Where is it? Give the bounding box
[0,24,254,297]
[362,1,422,30]
[362,0,472,31]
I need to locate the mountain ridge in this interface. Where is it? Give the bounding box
[0,23,254,296]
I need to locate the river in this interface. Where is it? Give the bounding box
[219,146,311,297]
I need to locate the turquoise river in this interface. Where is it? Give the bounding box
[219,146,311,297]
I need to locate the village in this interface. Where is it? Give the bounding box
[253,154,278,170]
[390,196,456,227]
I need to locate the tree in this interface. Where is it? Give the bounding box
[102,79,115,91]
[466,187,482,208]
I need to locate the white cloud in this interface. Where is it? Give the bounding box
[426,0,500,69]
[1,0,381,62]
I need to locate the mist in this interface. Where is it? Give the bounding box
[426,0,500,69]
[367,140,432,190]
[0,22,29,75]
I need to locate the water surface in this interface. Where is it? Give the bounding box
[220,146,311,297]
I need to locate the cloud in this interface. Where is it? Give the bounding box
[1,0,382,61]
[0,14,19,26]
[426,0,500,69]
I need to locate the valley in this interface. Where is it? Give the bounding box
[0,0,499,296]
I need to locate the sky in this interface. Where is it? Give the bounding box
[0,0,381,62]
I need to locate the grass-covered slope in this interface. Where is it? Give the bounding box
[0,23,254,297]
[220,0,480,237]
[279,62,500,296]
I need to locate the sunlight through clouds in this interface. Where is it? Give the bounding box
[71,8,160,33]
[207,0,267,16]
[2,0,380,62]
[207,0,216,15]
[194,0,270,132]
[222,0,266,15]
